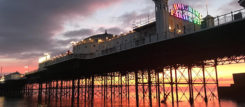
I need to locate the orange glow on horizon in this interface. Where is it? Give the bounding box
[1,58,245,87]
[217,63,245,86]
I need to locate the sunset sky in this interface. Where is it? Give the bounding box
[0,0,243,86]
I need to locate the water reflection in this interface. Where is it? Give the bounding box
[4,86,219,107]
[22,77,221,106]
[2,70,245,107]
[1,90,245,107]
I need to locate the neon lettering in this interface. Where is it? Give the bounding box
[170,3,202,25]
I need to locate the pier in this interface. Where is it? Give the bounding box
[1,0,245,106]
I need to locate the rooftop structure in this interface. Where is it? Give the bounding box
[0,72,24,83]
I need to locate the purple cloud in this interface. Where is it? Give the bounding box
[0,0,123,59]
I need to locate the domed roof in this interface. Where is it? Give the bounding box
[84,30,113,42]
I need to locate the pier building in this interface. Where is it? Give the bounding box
[38,2,207,69]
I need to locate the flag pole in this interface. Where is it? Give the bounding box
[205,0,209,15]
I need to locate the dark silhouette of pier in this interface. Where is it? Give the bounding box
[219,73,245,101]
[1,9,245,107]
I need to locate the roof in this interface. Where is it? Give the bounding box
[203,15,214,20]
[84,31,114,42]
[6,71,21,76]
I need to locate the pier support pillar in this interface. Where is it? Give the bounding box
[110,73,113,106]
[120,73,123,104]
[156,68,161,107]
[148,70,153,107]
[38,82,43,104]
[162,67,166,103]
[214,59,221,105]
[91,76,95,107]
[135,71,139,107]
[60,80,63,100]
[142,70,145,99]
[170,67,174,106]
[188,65,194,105]
[71,78,75,105]
[56,80,58,100]
[202,64,208,103]
[215,59,219,93]
[85,78,87,103]
[127,72,130,102]
[77,78,80,104]
[174,66,179,103]
[104,76,107,104]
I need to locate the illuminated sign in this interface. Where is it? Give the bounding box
[170,3,202,25]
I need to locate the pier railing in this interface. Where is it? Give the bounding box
[214,9,245,26]
[134,9,245,30]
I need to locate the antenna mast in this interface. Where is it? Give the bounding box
[205,0,209,15]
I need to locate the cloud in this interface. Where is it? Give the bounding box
[216,0,242,14]
[97,27,126,34]
[63,29,93,38]
[118,10,155,29]
[0,0,123,59]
